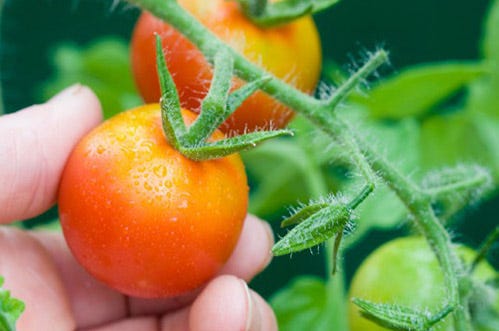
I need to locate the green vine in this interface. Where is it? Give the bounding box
[126,0,494,329]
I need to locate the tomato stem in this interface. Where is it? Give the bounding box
[326,50,388,109]
[184,49,234,145]
[347,184,374,210]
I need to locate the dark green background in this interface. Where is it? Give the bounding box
[1,0,497,298]
[0,0,492,112]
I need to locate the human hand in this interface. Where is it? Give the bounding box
[0,85,278,331]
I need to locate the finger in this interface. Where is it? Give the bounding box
[0,84,102,223]
[164,275,277,331]
[0,227,75,331]
[246,290,279,331]
[33,214,275,324]
[33,231,127,330]
[127,291,198,317]
[81,317,159,331]
[218,214,274,281]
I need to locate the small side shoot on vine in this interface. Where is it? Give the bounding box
[421,164,493,222]
[352,298,454,331]
[325,50,389,109]
[154,34,292,161]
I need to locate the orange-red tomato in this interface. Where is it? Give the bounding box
[131,0,322,135]
[58,104,248,298]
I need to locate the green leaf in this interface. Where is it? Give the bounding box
[181,129,292,161]
[271,276,341,331]
[472,113,499,181]
[311,0,341,13]
[473,306,499,331]
[339,106,420,174]
[420,113,497,181]
[466,78,497,119]
[352,62,486,119]
[420,114,477,168]
[347,185,406,244]
[156,34,186,147]
[0,277,25,331]
[466,0,499,120]
[40,37,142,119]
[243,138,329,217]
[342,115,420,245]
[483,0,499,62]
[421,164,493,221]
[352,298,453,331]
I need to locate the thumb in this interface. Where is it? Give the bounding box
[0,84,103,223]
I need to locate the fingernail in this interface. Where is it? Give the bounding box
[261,221,274,269]
[48,84,84,103]
[243,280,262,331]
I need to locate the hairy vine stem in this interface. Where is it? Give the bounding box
[127,0,471,329]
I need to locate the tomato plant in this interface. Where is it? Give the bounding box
[130,0,322,135]
[348,237,499,331]
[2,0,499,329]
[58,104,249,298]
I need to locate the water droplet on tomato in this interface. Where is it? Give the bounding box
[179,199,188,209]
[116,133,126,142]
[153,165,167,177]
[144,182,153,191]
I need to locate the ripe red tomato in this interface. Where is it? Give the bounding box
[130,0,322,135]
[58,104,248,298]
[348,237,498,331]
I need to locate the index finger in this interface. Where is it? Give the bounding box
[0,85,102,223]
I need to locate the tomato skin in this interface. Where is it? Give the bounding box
[348,237,498,331]
[130,0,322,135]
[58,104,248,298]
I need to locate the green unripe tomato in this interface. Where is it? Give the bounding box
[348,237,498,331]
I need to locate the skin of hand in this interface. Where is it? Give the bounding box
[0,85,278,331]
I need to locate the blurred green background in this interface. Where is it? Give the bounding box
[0,0,497,301]
[0,0,492,111]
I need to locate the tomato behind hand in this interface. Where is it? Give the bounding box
[348,237,498,331]
[58,104,248,298]
[130,0,322,135]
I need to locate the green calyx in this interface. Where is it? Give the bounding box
[234,0,341,28]
[154,34,291,161]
